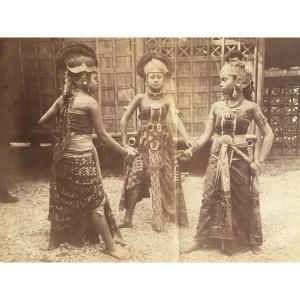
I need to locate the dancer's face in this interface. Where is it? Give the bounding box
[220,73,235,95]
[87,72,98,93]
[147,72,165,92]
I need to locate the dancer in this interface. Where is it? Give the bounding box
[180,57,274,255]
[39,44,136,259]
[119,52,193,232]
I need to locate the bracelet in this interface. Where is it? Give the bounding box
[123,144,130,149]
[186,148,193,158]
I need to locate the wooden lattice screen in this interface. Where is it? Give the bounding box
[18,38,58,141]
[144,38,257,137]
[61,38,138,135]
[16,38,258,142]
[263,76,300,157]
[17,38,137,140]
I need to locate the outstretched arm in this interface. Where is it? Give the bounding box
[168,98,190,144]
[120,94,142,146]
[189,103,216,154]
[87,99,134,158]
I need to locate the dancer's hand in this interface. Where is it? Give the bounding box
[177,149,193,161]
[250,160,262,171]
[124,145,137,160]
[185,137,196,147]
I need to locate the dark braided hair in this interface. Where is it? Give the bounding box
[242,80,255,101]
[56,70,92,153]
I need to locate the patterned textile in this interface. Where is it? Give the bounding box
[195,152,262,254]
[48,92,121,247]
[49,152,120,247]
[194,103,263,254]
[120,103,189,231]
[49,153,103,246]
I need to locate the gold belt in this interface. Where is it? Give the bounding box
[141,122,167,132]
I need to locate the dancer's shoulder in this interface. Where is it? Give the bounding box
[134,93,145,101]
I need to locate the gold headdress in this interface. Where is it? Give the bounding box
[143,58,169,75]
[56,43,98,74]
[220,60,252,90]
[136,52,174,78]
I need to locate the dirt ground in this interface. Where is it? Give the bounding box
[1,158,300,263]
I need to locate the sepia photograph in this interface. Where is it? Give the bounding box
[2,1,300,299]
[1,37,300,263]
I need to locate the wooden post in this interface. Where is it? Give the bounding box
[17,38,28,138]
[255,38,266,159]
[111,39,119,134]
[135,38,145,94]
[134,38,145,131]
[257,38,265,109]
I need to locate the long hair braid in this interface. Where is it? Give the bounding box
[56,70,74,152]
[242,79,255,101]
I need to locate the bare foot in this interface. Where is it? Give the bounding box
[180,242,202,254]
[48,239,60,251]
[152,227,163,233]
[114,234,127,246]
[103,245,128,260]
[250,246,262,255]
[117,220,133,229]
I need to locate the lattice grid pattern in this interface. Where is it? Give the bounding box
[61,38,137,134]
[16,38,259,141]
[145,38,257,137]
[19,38,58,137]
[263,78,300,156]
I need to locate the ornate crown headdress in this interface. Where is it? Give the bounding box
[220,59,252,90]
[56,43,98,74]
[136,51,174,78]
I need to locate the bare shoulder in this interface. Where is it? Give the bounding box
[135,93,147,107]
[133,93,145,104]
[164,95,175,105]
[210,100,223,110]
[135,93,145,100]
[77,93,96,103]
[75,93,98,109]
[243,99,258,109]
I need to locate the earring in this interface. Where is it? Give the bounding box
[145,81,148,93]
[232,84,237,98]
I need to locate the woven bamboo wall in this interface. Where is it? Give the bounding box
[144,38,257,137]
[17,38,58,142]
[11,38,258,141]
[61,38,138,134]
